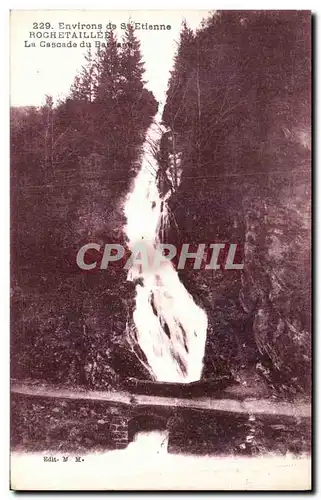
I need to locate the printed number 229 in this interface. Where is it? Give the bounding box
[32,23,51,29]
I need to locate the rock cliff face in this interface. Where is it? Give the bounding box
[240,155,310,392]
[160,11,311,393]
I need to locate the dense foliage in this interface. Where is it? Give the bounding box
[11,26,157,388]
[161,11,311,394]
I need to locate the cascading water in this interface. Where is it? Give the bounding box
[123,120,208,384]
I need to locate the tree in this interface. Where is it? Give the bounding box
[70,49,97,102]
[119,23,145,96]
[43,94,54,172]
[163,21,195,132]
[96,30,121,102]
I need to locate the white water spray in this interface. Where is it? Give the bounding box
[124,121,208,383]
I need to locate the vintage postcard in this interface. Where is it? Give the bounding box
[10,9,311,491]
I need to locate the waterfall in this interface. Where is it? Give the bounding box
[123,121,208,383]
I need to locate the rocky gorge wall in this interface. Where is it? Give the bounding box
[160,11,311,394]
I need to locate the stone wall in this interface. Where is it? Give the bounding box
[11,391,311,455]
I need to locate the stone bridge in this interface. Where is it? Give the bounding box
[11,383,311,453]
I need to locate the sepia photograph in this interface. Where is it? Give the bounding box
[9,9,311,491]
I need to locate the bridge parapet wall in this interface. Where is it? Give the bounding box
[10,384,311,455]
